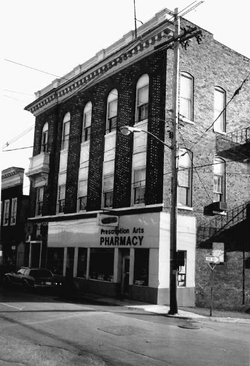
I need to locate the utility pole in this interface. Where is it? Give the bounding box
[169,8,180,315]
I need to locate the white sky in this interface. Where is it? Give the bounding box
[1,0,250,193]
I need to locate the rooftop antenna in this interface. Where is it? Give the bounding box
[133,0,138,38]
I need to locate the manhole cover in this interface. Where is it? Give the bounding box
[178,322,200,329]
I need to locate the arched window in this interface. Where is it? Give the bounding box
[61,112,70,150]
[180,72,194,121]
[106,89,118,134]
[177,148,193,207]
[136,74,149,122]
[213,157,226,202]
[214,87,226,133]
[82,102,92,142]
[41,122,48,153]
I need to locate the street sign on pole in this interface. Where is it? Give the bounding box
[205,256,220,264]
[205,255,220,317]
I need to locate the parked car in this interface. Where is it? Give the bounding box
[3,267,64,291]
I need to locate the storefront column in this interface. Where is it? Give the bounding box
[63,247,67,276]
[129,248,135,285]
[73,247,78,278]
[86,248,90,279]
[113,248,119,282]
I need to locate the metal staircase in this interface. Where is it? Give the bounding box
[197,201,250,244]
[216,126,250,162]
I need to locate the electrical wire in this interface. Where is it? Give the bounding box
[189,72,250,152]
[4,59,70,81]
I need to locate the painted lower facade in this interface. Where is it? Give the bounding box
[28,208,196,306]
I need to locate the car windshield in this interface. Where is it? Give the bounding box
[29,270,52,278]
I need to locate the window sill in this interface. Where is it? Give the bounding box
[177,205,193,211]
[213,130,226,135]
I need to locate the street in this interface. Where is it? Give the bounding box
[0,288,249,366]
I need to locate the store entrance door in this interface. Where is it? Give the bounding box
[121,255,130,297]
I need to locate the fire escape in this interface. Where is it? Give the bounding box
[199,126,250,245]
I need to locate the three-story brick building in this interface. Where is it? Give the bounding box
[25,9,250,308]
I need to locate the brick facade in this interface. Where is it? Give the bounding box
[26,13,250,309]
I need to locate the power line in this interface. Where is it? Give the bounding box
[4,58,69,81]
[2,124,34,150]
[3,89,34,96]
[2,146,33,152]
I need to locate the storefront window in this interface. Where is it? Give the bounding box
[89,249,114,282]
[177,250,186,287]
[47,248,64,275]
[134,249,149,286]
[77,248,87,278]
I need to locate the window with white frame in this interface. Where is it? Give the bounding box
[10,198,18,225]
[177,149,192,207]
[213,158,226,202]
[103,174,114,208]
[41,122,48,153]
[82,102,92,142]
[180,72,194,121]
[214,87,226,133]
[58,184,66,213]
[133,168,146,205]
[3,199,10,226]
[136,74,149,122]
[61,113,70,150]
[177,250,187,287]
[35,187,44,216]
[106,90,118,134]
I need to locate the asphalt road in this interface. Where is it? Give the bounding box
[0,287,249,366]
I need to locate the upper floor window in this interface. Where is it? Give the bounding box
[180,72,194,121]
[3,199,10,226]
[58,184,66,213]
[133,168,146,205]
[61,113,70,150]
[214,87,226,133]
[82,102,92,142]
[41,122,48,153]
[103,174,114,208]
[106,90,118,134]
[78,179,87,211]
[177,148,192,207]
[10,198,17,225]
[213,157,226,202]
[35,187,44,216]
[136,74,149,122]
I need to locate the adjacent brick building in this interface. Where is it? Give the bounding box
[25,9,250,309]
[1,167,29,277]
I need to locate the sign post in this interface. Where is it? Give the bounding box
[205,256,220,316]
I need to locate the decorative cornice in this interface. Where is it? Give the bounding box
[25,9,174,116]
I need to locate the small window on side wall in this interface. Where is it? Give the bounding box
[136,74,149,122]
[213,158,226,203]
[177,149,192,207]
[180,72,194,121]
[214,87,226,133]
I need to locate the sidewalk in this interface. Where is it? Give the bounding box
[77,293,250,323]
